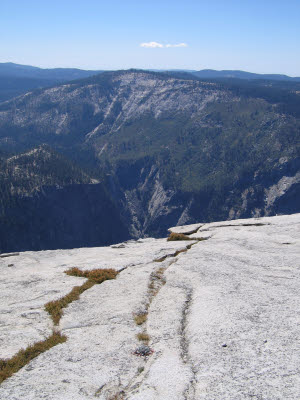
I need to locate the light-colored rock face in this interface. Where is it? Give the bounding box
[264,171,300,211]
[0,213,300,399]
[0,72,233,139]
[0,239,188,360]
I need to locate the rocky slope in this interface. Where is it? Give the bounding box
[0,70,299,246]
[0,213,299,399]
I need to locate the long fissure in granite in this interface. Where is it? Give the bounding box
[109,239,203,398]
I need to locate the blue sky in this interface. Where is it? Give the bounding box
[1,0,300,75]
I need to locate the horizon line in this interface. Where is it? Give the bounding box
[0,61,299,78]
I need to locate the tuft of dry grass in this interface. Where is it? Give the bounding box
[0,332,66,384]
[134,313,148,326]
[46,267,118,325]
[65,267,118,284]
[45,280,94,325]
[167,232,194,241]
[137,333,150,343]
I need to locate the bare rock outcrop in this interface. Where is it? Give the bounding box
[0,213,299,399]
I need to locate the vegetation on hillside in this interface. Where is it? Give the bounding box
[0,70,299,246]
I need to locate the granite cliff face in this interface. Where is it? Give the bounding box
[0,70,299,249]
[0,214,299,399]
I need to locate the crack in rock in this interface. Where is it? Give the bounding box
[121,240,203,399]
[180,288,197,400]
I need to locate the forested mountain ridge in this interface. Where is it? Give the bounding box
[191,69,300,81]
[0,62,103,103]
[0,69,299,250]
[0,145,94,196]
[0,62,103,81]
[0,146,129,252]
[1,62,300,103]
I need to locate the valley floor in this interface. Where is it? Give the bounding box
[0,214,299,399]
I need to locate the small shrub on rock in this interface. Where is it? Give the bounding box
[134,345,153,357]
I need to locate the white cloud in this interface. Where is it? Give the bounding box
[140,42,188,48]
[140,42,164,48]
[165,43,188,48]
